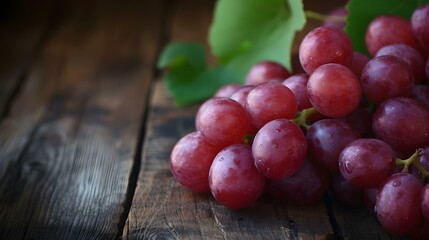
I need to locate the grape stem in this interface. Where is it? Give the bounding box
[395,148,428,180]
[293,107,317,130]
[304,10,346,23]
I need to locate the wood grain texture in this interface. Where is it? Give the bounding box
[0,0,61,119]
[126,0,334,239]
[0,1,164,239]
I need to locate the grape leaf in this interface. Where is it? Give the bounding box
[158,0,305,106]
[158,42,241,106]
[345,0,429,55]
[209,0,306,76]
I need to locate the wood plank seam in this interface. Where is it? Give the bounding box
[117,0,174,239]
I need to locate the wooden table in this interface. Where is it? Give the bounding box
[0,0,410,239]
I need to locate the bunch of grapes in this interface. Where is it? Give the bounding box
[170,4,429,238]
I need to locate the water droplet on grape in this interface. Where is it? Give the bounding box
[393,180,401,187]
[345,162,353,173]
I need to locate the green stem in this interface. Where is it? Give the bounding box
[396,148,428,181]
[243,135,254,146]
[293,107,317,130]
[305,10,346,23]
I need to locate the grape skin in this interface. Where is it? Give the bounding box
[426,58,429,81]
[282,73,312,111]
[373,97,429,156]
[338,105,373,138]
[214,84,243,98]
[245,61,290,86]
[411,85,429,110]
[266,160,330,206]
[299,26,353,74]
[307,119,359,172]
[209,144,266,209]
[170,131,221,193]
[376,173,424,236]
[349,52,370,79]
[252,119,306,179]
[360,55,415,104]
[375,44,426,84]
[365,15,419,56]
[422,184,429,222]
[246,82,297,129]
[338,139,395,188]
[196,97,250,148]
[307,63,361,117]
[230,85,254,107]
[411,4,429,54]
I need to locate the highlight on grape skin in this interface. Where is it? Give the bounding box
[252,119,306,180]
[209,144,266,209]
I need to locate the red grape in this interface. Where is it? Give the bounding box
[230,85,254,107]
[349,51,370,79]
[361,55,414,104]
[307,63,361,117]
[209,144,266,209]
[252,119,306,179]
[170,131,221,193]
[196,97,250,148]
[339,139,395,188]
[411,4,429,54]
[299,26,353,74]
[376,173,424,236]
[338,105,373,138]
[245,61,290,85]
[282,73,312,111]
[365,15,419,56]
[246,82,297,129]
[230,85,259,135]
[375,44,426,84]
[266,160,330,206]
[411,85,429,110]
[214,84,243,98]
[307,119,359,172]
[373,97,429,156]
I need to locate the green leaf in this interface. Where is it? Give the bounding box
[157,42,206,70]
[209,0,306,76]
[158,42,241,106]
[158,0,306,106]
[345,0,429,55]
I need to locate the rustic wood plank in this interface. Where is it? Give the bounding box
[0,1,164,239]
[127,0,334,239]
[0,0,61,119]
